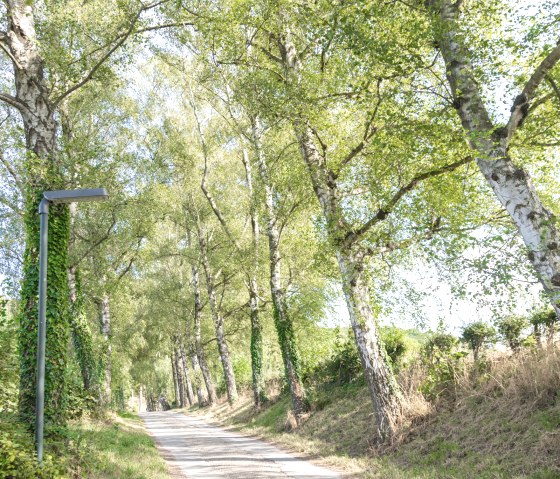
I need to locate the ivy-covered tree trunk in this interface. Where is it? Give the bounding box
[178,343,195,406]
[242,150,266,408]
[190,260,217,405]
[197,229,239,404]
[68,266,98,393]
[19,199,70,427]
[196,101,266,408]
[1,0,71,428]
[429,0,560,317]
[252,121,308,419]
[98,294,112,407]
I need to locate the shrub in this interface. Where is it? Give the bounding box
[420,331,467,400]
[529,309,558,347]
[325,326,411,384]
[423,332,457,360]
[0,299,18,413]
[461,322,496,360]
[0,432,66,478]
[495,315,528,352]
[327,330,362,384]
[381,326,408,369]
[232,356,252,389]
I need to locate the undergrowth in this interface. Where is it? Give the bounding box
[0,412,171,479]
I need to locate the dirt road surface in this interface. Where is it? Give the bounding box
[141,411,343,479]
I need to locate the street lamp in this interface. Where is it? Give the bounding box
[36,188,109,463]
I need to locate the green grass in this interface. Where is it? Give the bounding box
[66,412,172,479]
[1,411,171,478]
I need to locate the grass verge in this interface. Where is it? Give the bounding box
[0,411,173,479]
[66,412,173,479]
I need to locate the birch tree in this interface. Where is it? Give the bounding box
[426,0,560,317]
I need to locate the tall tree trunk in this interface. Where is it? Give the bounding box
[429,0,560,317]
[336,249,402,440]
[197,229,239,404]
[193,95,266,407]
[98,294,112,407]
[190,260,217,404]
[251,121,308,419]
[68,266,98,393]
[171,350,181,407]
[179,343,195,406]
[4,0,70,427]
[174,348,186,407]
[272,27,402,436]
[242,150,266,408]
[190,350,208,406]
[294,122,402,442]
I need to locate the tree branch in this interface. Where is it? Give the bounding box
[53,1,174,106]
[0,92,29,113]
[53,13,141,106]
[0,39,21,70]
[506,42,560,139]
[0,150,23,193]
[333,81,382,178]
[545,74,560,101]
[344,155,473,246]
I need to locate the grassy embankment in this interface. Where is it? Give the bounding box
[65,412,173,479]
[0,412,172,479]
[185,348,560,479]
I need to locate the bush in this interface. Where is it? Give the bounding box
[530,309,558,347]
[327,329,362,384]
[0,299,18,413]
[495,315,528,352]
[232,356,252,389]
[325,326,410,384]
[381,326,408,369]
[420,331,466,400]
[0,432,66,478]
[423,332,457,360]
[461,322,496,360]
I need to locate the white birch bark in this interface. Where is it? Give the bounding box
[179,343,195,406]
[99,294,112,407]
[275,28,402,440]
[171,350,181,407]
[190,260,218,404]
[194,97,265,406]
[242,149,267,407]
[190,350,208,406]
[197,228,239,404]
[430,0,560,315]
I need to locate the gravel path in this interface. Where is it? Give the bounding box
[140,410,342,479]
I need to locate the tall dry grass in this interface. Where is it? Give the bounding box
[393,346,560,445]
[457,346,560,408]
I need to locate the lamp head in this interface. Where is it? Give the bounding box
[43,188,109,204]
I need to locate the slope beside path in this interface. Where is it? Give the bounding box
[140,410,343,479]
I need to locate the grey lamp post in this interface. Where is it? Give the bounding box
[36,188,108,463]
